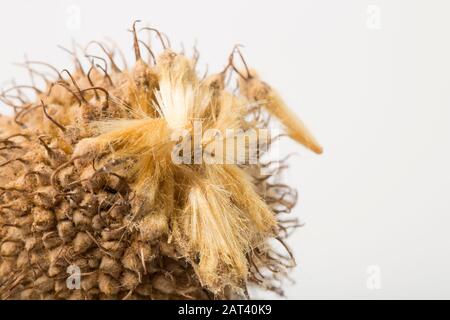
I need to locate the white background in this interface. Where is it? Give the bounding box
[0,0,449,299]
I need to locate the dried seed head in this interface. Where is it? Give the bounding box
[121,271,139,290]
[98,273,120,296]
[237,69,323,154]
[0,241,22,256]
[32,207,55,231]
[73,232,93,254]
[81,272,98,291]
[138,212,168,242]
[57,220,76,241]
[99,255,122,277]
[0,22,321,300]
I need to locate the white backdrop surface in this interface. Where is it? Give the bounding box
[0,0,449,299]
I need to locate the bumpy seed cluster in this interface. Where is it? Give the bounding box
[0,22,321,299]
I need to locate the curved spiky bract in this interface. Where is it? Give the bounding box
[0,22,320,299]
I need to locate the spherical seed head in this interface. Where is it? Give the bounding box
[0,22,320,300]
